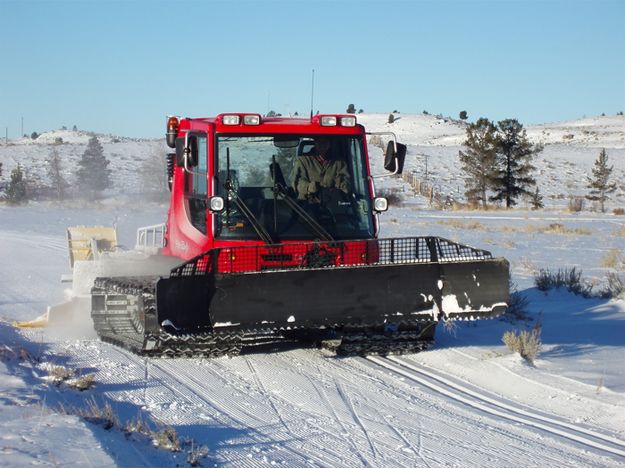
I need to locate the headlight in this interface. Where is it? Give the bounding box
[243,114,261,125]
[320,116,337,126]
[209,196,225,212]
[340,116,356,127]
[373,197,388,212]
[222,115,240,125]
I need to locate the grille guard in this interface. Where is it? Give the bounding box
[169,237,495,277]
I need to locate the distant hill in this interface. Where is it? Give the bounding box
[1,114,623,209]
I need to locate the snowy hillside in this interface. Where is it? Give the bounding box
[1,113,623,209]
[361,113,625,210]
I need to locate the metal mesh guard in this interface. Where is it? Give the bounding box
[169,237,493,277]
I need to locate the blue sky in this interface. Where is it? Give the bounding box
[1,0,623,138]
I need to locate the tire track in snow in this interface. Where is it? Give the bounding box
[244,357,291,433]
[308,375,375,467]
[0,231,67,253]
[100,347,333,467]
[335,382,379,462]
[367,355,625,459]
[150,357,340,467]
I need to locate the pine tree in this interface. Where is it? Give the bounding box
[6,164,28,205]
[75,136,112,200]
[459,110,468,120]
[529,187,544,210]
[458,118,498,208]
[46,147,69,201]
[388,113,395,124]
[586,148,616,213]
[346,104,356,114]
[490,119,542,208]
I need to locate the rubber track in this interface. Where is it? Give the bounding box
[91,276,436,358]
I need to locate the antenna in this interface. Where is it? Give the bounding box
[310,69,315,120]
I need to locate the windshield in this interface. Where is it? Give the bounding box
[214,134,375,241]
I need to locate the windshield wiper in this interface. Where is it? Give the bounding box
[222,149,274,244]
[270,157,334,242]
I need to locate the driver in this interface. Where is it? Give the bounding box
[293,137,351,201]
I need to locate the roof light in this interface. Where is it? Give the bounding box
[166,116,179,148]
[340,116,356,127]
[167,116,179,130]
[320,116,337,126]
[222,115,240,125]
[243,114,261,125]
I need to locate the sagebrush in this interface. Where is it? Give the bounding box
[502,324,542,364]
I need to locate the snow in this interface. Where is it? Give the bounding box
[0,113,624,466]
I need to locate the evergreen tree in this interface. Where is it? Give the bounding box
[459,110,468,120]
[458,118,498,208]
[75,136,112,200]
[490,119,542,208]
[6,164,28,205]
[388,113,395,124]
[346,104,356,114]
[46,147,69,201]
[586,148,616,213]
[0,161,3,177]
[529,187,544,210]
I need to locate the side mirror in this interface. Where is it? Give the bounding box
[176,135,199,168]
[185,136,199,167]
[373,197,388,213]
[209,196,225,212]
[384,141,406,175]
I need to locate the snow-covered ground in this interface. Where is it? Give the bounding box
[0,113,624,466]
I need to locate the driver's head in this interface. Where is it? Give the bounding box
[313,137,331,157]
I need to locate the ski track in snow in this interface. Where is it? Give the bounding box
[38,336,623,467]
[365,355,625,458]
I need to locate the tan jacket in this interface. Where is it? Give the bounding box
[293,156,351,200]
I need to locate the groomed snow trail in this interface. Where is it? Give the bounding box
[44,339,622,467]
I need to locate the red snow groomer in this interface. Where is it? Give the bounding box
[89,113,509,357]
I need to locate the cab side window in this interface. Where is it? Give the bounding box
[185,135,208,234]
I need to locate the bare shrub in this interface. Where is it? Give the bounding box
[614,226,625,237]
[601,249,622,269]
[187,444,210,466]
[536,268,624,299]
[124,413,149,435]
[438,219,486,230]
[599,272,625,299]
[568,197,584,212]
[613,208,625,215]
[534,267,593,297]
[543,223,591,236]
[67,373,96,391]
[502,324,542,364]
[152,427,181,452]
[0,345,36,363]
[57,398,119,430]
[44,364,74,385]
